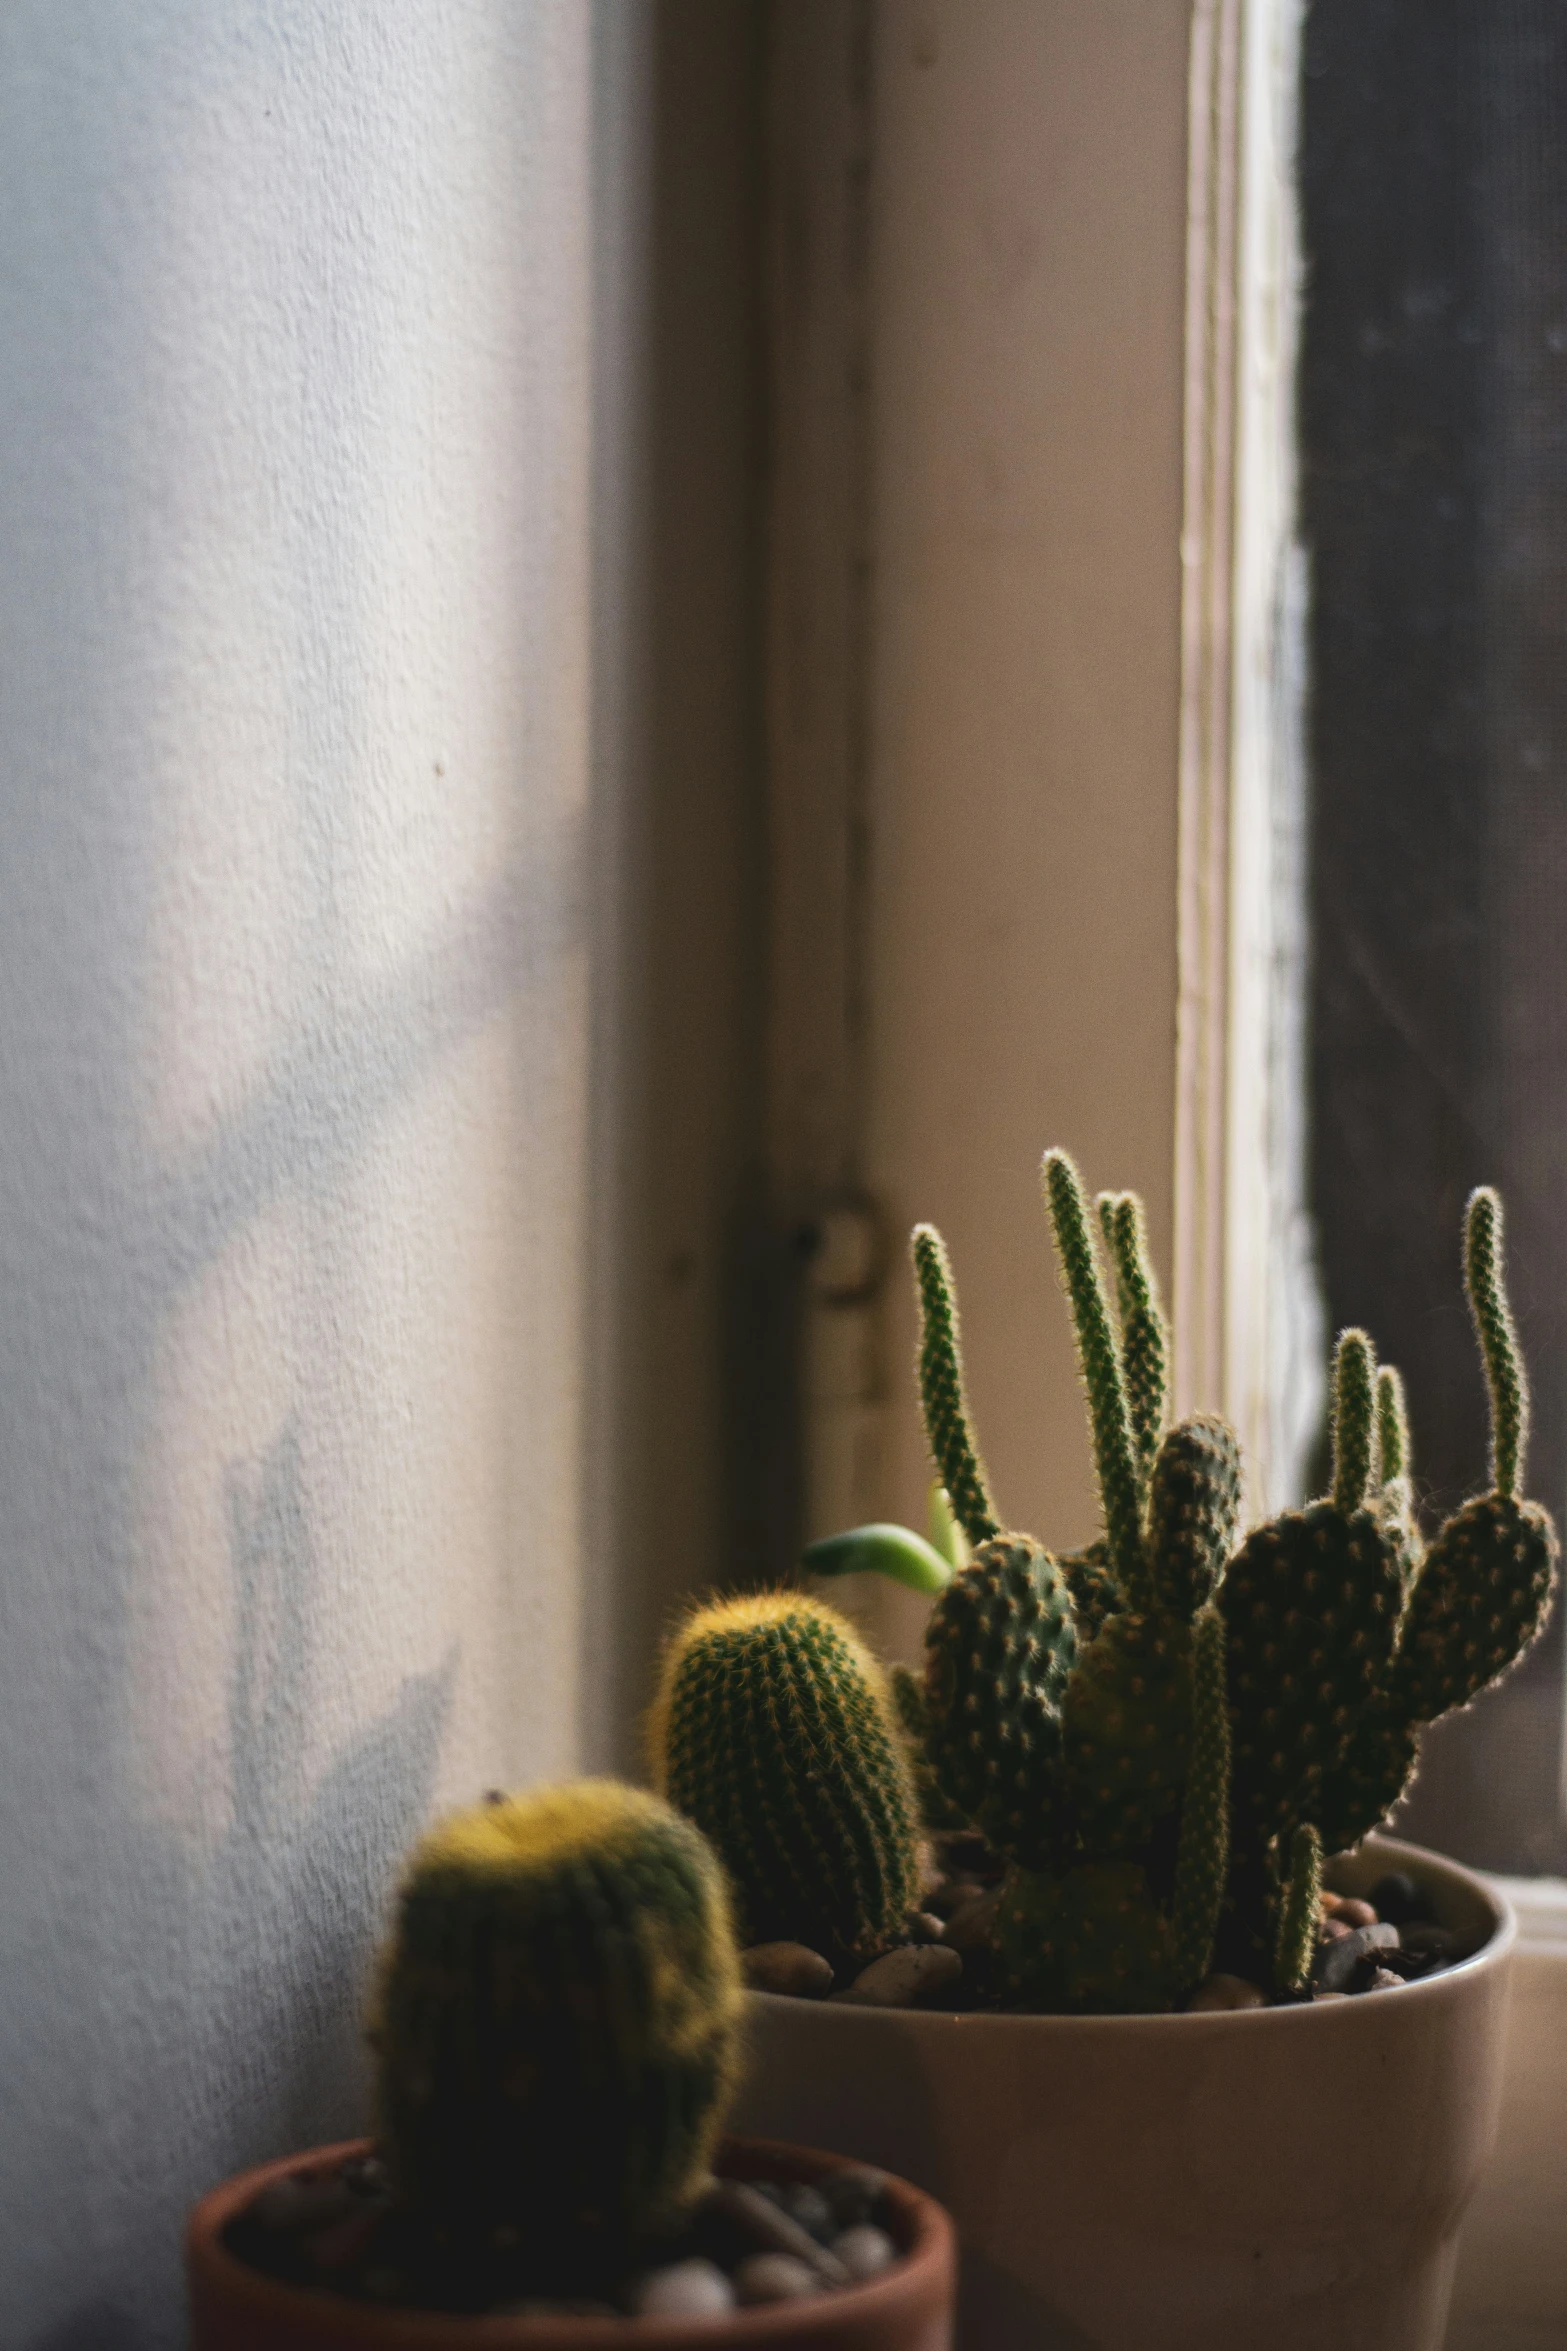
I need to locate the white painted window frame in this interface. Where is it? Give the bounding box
[1175,0,1323,1519]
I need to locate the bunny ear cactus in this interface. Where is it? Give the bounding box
[372,1781,742,2289]
[649,1590,920,1966]
[1220,1325,1410,1862]
[1221,1186,1560,1912]
[1387,1189,1559,1720]
[659,1155,1553,2019]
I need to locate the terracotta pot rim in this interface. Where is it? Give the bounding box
[753,1830,1514,2034]
[187,2133,954,2347]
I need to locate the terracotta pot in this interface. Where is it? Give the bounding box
[732,1834,1514,2351]
[187,2133,954,2351]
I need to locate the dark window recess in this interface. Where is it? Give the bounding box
[1302,0,1567,1872]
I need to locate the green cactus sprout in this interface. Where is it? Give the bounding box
[649,1589,919,1964]
[371,1780,743,2289]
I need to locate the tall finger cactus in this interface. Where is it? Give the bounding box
[371,1780,742,2287]
[649,1590,919,1965]
[913,1150,1239,2005]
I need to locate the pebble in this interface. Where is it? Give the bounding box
[942,1886,1003,1956]
[1376,1945,1435,1981]
[1334,1898,1378,1929]
[1368,1871,1429,1927]
[1320,1916,1352,1942]
[1365,1966,1405,1993]
[238,2157,903,2318]
[835,1944,963,2008]
[780,2184,834,2243]
[340,2153,390,2200]
[1315,1921,1401,1995]
[629,2259,737,2318]
[1313,1990,1349,2003]
[1187,1973,1268,2012]
[905,1911,947,1944]
[820,2168,889,2230]
[832,2226,896,2282]
[704,2182,850,2285]
[742,1942,834,1998]
[1319,1890,1346,1917]
[1400,1921,1461,1962]
[735,2254,823,2305]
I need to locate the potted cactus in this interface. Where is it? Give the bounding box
[652,1152,1557,2351]
[186,1779,955,2350]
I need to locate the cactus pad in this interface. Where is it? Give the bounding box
[1146,1414,1243,1619]
[1391,1492,1558,1721]
[922,1535,1077,1865]
[1221,1500,1404,1851]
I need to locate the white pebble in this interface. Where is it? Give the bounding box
[832,2223,896,2281]
[734,2253,824,2305]
[629,2259,737,2318]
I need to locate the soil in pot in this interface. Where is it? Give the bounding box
[744,1827,1496,2016]
[188,2134,956,2351]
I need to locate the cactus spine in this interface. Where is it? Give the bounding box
[372,1781,742,2287]
[650,1590,919,1964]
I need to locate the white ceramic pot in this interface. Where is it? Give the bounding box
[732,1835,1513,2351]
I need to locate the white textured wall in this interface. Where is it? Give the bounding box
[0,6,641,2341]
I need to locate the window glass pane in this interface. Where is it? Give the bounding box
[1302,0,1567,1871]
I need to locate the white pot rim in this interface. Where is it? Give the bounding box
[749,1830,1515,2038]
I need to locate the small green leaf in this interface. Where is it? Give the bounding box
[803,1523,955,1594]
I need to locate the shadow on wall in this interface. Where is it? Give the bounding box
[0,829,576,2344]
[27,1421,453,2351]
